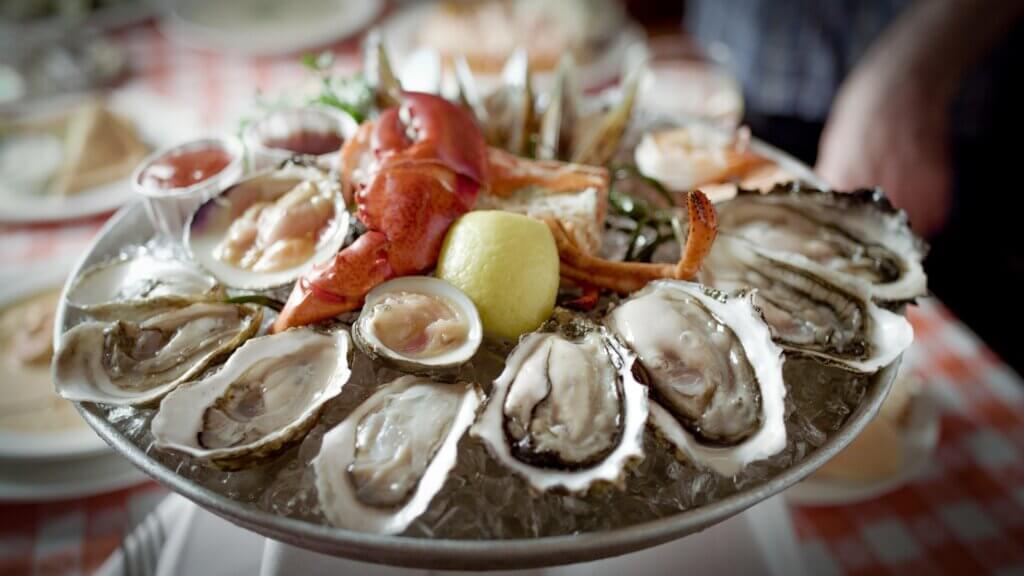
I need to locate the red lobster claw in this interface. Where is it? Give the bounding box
[273,92,488,332]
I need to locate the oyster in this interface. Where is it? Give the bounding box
[715,184,928,304]
[185,164,350,290]
[152,328,351,468]
[353,277,482,372]
[472,315,647,492]
[314,376,481,534]
[702,235,914,373]
[65,252,221,315]
[54,301,261,406]
[607,281,786,476]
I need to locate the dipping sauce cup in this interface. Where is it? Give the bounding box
[132,137,243,241]
[243,106,358,171]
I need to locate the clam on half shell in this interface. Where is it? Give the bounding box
[185,164,350,290]
[54,300,262,407]
[701,235,914,374]
[314,375,481,535]
[152,328,352,469]
[607,281,787,477]
[352,276,483,373]
[472,315,648,493]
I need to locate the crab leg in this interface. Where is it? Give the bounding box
[546,189,718,294]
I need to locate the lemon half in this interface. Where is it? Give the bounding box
[436,211,559,340]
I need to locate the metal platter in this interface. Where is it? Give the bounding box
[54,140,901,571]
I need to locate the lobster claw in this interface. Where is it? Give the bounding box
[373,91,489,186]
[274,94,489,332]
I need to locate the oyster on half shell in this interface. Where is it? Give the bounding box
[701,235,914,374]
[607,281,786,477]
[472,313,647,493]
[152,328,351,469]
[314,376,481,535]
[65,252,221,315]
[715,184,927,304]
[54,300,262,406]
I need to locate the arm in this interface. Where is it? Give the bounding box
[816,0,1024,237]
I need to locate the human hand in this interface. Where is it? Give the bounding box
[816,62,953,238]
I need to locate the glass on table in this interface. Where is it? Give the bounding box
[642,35,744,129]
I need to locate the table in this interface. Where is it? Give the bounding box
[2,22,1023,576]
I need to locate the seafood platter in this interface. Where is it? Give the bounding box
[51,40,927,569]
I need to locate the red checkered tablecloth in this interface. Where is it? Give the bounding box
[2,22,1022,576]
[792,300,1024,575]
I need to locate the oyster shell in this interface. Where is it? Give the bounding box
[54,301,262,406]
[607,281,786,476]
[314,376,481,534]
[352,276,482,372]
[472,315,647,492]
[152,328,351,468]
[715,184,928,304]
[65,252,221,315]
[185,164,350,290]
[702,235,914,373]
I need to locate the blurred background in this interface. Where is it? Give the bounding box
[1,1,1022,575]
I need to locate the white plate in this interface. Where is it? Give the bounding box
[786,391,941,506]
[0,256,110,461]
[382,2,647,92]
[0,90,202,223]
[160,0,382,56]
[0,451,147,502]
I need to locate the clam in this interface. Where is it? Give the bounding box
[54,300,262,406]
[185,164,350,290]
[363,31,403,110]
[352,276,482,373]
[482,49,535,156]
[314,376,481,534]
[453,56,489,126]
[536,54,580,161]
[152,328,352,468]
[607,281,787,477]
[571,63,642,166]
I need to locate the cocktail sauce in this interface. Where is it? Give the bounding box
[263,129,343,156]
[138,146,232,191]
